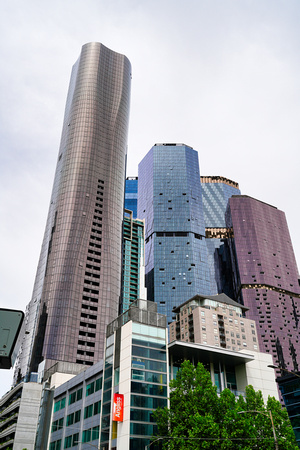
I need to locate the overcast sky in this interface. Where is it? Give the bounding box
[1,0,299,395]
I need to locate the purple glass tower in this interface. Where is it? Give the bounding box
[226,195,300,373]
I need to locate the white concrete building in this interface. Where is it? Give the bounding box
[0,381,42,450]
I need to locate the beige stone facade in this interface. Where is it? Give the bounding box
[170,293,259,352]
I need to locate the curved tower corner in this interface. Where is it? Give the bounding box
[15,43,131,380]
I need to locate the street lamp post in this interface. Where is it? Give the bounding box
[145,437,163,449]
[237,410,278,450]
[267,364,300,379]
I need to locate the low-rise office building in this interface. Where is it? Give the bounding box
[48,361,104,450]
[49,299,168,450]
[48,298,277,450]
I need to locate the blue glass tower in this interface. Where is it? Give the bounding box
[125,177,138,218]
[201,176,240,228]
[201,176,240,296]
[138,143,211,324]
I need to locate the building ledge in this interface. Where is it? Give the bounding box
[168,340,255,366]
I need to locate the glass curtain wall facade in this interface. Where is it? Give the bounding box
[124,177,138,218]
[121,210,146,313]
[226,195,300,376]
[201,176,240,296]
[15,42,131,380]
[277,374,300,446]
[100,299,168,450]
[138,144,211,324]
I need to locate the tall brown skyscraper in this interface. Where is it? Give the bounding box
[15,42,131,380]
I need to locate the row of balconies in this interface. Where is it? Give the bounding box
[0,422,17,442]
[0,436,14,449]
[0,398,21,421]
[0,410,18,433]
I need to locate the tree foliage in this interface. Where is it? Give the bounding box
[154,360,297,449]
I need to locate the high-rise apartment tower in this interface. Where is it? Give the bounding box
[226,195,300,374]
[121,210,146,313]
[15,43,131,380]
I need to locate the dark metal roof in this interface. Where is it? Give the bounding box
[172,293,249,313]
[168,340,254,366]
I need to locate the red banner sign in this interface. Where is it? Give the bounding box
[113,393,124,422]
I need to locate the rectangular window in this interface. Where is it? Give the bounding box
[54,397,66,412]
[77,388,83,401]
[52,418,64,432]
[132,358,166,372]
[95,377,102,391]
[94,400,101,415]
[132,346,166,361]
[131,369,167,384]
[86,382,95,396]
[69,387,82,405]
[74,410,81,423]
[73,434,79,446]
[66,413,74,427]
[69,392,76,405]
[64,435,72,449]
[84,404,93,419]
[82,429,91,443]
[92,426,100,440]
[131,394,167,409]
[131,381,167,396]
[49,440,62,450]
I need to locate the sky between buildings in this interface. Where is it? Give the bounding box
[0,0,300,396]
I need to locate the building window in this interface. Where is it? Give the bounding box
[69,388,83,405]
[49,441,61,450]
[95,377,102,391]
[54,397,66,412]
[86,382,95,396]
[52,418,64,432]
[84,404,93,419]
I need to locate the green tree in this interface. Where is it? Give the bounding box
[154,360,297,449]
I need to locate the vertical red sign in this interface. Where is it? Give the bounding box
[113,393,124,422]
